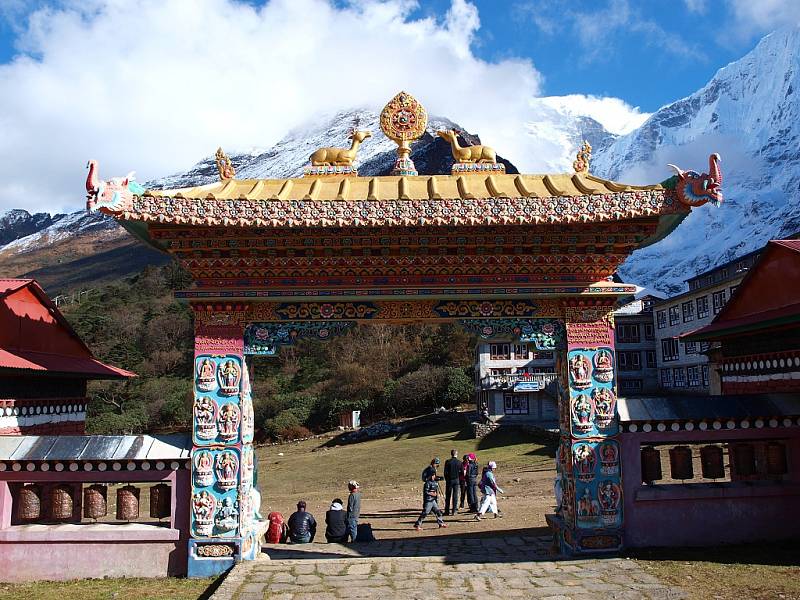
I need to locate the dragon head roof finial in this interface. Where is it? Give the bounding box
[665,153,723,207]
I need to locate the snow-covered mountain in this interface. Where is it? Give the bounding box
[593,27,800,294]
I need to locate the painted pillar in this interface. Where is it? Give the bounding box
[551,301,623,554]
[187,307,259,578]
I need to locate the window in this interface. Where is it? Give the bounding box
[699,341,711,352]
[684,341,698,354]
[490,344,510,360]
[490,368,511,376]
[503,393,529,415]
[721,267,729,279]
[712,290,727,314]
[673,367,686,387]
[682,301,695,322]
[513,344,529,359]
[642,299,654,312]
[620,379,643,393]
[696,296,709,319]
[729,285,739,297]
[669,306,680,326]
[661,338,679,362]
[646,351,657,368]
[702,365,709,387]
[660,369,673,387]
[617,324,640,343]
[689,280,699,291]
[530,351,554,361]
[618,351,641,371]
[656,310,667,329]
[644,323,655,340]
[687,366,701,387]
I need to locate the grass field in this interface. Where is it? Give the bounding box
[0,577,216,600]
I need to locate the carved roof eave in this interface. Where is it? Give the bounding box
[98,189,685,230]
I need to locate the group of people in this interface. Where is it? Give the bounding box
[414,449,504,530]
[270,480,362,544]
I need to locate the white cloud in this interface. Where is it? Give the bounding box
[537,95,649,135]
[683,0,707,14]
[724,0,800,41]
[0,0,646,214]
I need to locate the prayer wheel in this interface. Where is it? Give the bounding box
[116,485,140,521]
[83,484,108,520]
[700,445,725,479]
[732,443,756,477]
[50,484,75,521]
[640,447,662,483]
[149,483,171,519]
[766,442,788,476]
[669,446,693,480]
[16,484,42,521]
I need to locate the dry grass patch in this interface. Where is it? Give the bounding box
[0,577,216,600]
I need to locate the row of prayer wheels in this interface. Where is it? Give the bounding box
[641,442,788,483]
[16,483,171,522]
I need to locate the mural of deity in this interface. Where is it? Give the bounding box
[238,486,252,532]
[214,497,239,534]
[241,446,254,484]
[215,451,239,490]
[573,443,596,482]
[577,487,600,521]
[592,387,617,429]
[192,490,216,537]
[218,403,241,442]
[561,477,575,523]
[569,354,592,389]
[218,359,241,396]
[571,394,594,433]
[599,442,619,476]
[194,450,214,487]
[196,357,217,392]
[593,348,614,383]
[241,395,254,441]
[194,396,218,440]
[598,480,621,525]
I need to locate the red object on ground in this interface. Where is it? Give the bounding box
[266,512,285,544]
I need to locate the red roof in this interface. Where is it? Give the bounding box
[772,239,800,252]
[0,279,135,379]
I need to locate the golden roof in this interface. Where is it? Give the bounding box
[145,173,662,202]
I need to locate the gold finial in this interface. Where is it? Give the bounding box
[308,130,372,167]
[380,91,428,176]
[573,140,592,173]
[215,147,236,181]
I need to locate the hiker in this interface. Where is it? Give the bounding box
[459,453,469,510]
[287,500,317,543]
[414,470,447,530]
[443,449,461,516]
[465,453,479,512]
[475,461,504,520]
[346,480,361,542]
[325,498,347,543]
[421,457,443,482]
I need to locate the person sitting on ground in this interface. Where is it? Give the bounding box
[346,480,361,543]
[421,457,443,482]
[475,461,504,520]
[414,470,447,531]
[325,498,347,543]
[287,500,317,543]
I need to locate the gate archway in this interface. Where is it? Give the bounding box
[87,93,722,577]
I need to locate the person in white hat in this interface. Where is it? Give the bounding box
[475,460,504,520]
[346,480,361,542]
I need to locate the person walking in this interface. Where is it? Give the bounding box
[459,453,469,510]
[346,480,361,543]
[443,449,461,516]
[421,457,443,482]
[465,453,479,512]
[325,498,347,543]
[287,500,317,543]
[475,460,504,520]
[414,470,447,530]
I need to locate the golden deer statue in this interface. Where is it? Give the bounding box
[309,130,372,167]
[437,129,496,164]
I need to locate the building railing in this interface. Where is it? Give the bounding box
[479,372,559,392]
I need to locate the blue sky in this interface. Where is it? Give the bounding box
[0,0,795,214]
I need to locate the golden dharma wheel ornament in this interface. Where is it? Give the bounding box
[380,91,428,176]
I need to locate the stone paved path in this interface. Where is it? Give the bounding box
[211,534,686,600]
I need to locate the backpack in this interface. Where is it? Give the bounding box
[468,462,478,479]
[356,522,376,542]
[265,511,286,544]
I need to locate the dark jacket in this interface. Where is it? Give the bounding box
[467,461,479,481]
[288,510,317,541]
[421,465,443,482]
[347,492,361,520]
[444,457,461,481]
[325,509,347,541]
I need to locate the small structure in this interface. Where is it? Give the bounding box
[685,239,800,395]
[0,434,192,581]
[0,279,134,435]
[613,295,660,396]
[618,394,800,547]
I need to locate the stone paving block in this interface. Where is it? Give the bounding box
[240,583,268,595]
[347,563,374,575]
[298,594,338,600]
[293,563,317,574]
[236,593,264,600]
[271,572,296,583]
[295,574,323,584]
